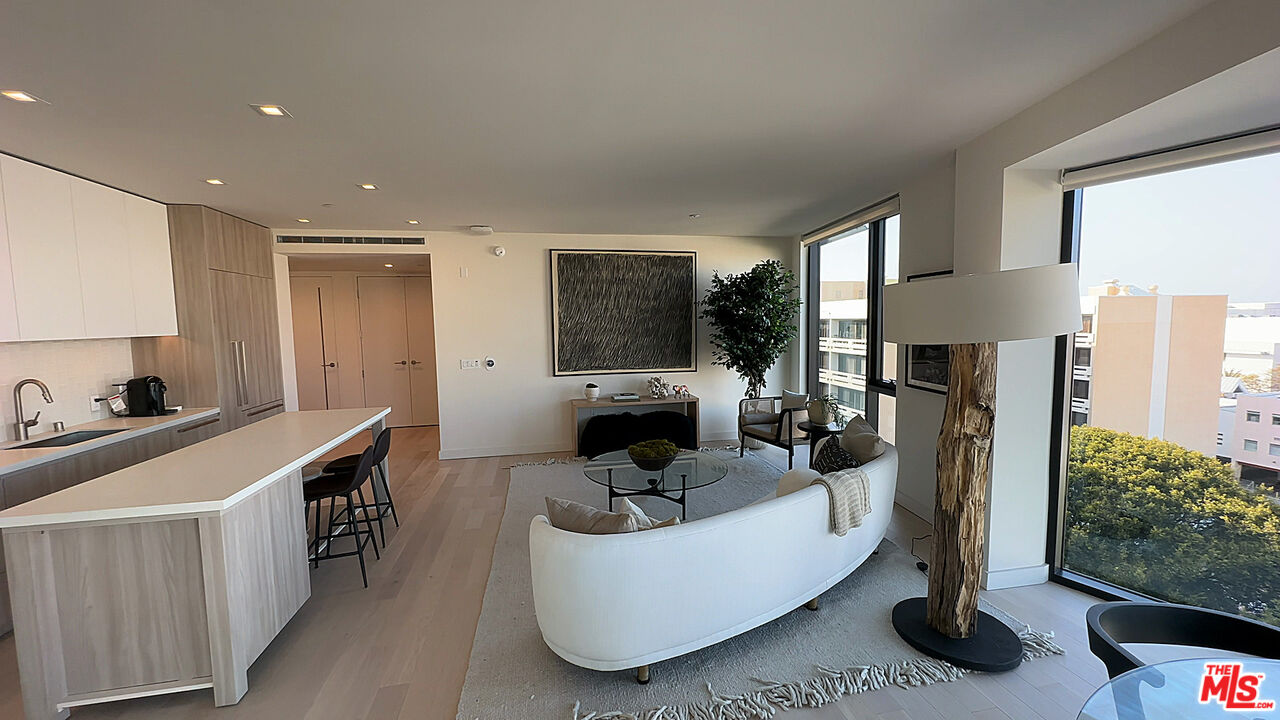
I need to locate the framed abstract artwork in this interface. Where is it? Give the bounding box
[903,269,952,394]
[549,250,697,375]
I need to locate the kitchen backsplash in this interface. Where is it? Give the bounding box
[0,339,134,442]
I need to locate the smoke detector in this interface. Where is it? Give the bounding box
[469,225,494,236]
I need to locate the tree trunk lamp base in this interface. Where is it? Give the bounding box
[891,597,1023,672]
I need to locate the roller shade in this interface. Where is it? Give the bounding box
[1061,126,1280,190]
[801,196,899,246]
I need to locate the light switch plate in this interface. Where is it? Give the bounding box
[460,359,482,370]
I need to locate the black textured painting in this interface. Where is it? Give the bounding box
[551,250,696,375]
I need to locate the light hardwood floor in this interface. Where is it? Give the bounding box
[0,428,1111,719]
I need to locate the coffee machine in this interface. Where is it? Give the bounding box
[124,376,175,416]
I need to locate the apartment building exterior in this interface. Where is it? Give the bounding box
[1071,282,1226,456]
[1234,393,1280,483]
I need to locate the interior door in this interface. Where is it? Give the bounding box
[404,276,440,425]
[290,276,340,410]
[357,276,413,426]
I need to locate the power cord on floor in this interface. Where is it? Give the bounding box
[910,533,931,574]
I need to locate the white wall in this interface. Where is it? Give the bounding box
[0,339,134,441]
[853,0,1280,589]
[891,155,956,520]
[428,230,794,459]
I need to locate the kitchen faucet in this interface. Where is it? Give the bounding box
[12,378,54,441]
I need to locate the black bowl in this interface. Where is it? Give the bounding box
[628,451,678,472]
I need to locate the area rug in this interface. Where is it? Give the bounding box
[455,450,1063,720]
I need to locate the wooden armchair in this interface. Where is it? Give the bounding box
[738,394,809,469]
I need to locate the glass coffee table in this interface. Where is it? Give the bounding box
[583,450,728,520]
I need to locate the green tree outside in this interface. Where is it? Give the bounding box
[1064,425,1280,625]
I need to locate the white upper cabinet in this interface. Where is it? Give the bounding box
[71,177,137,338]
[1,155,87,340]
[124,193,178,335]
[0,155,177,341]
[0,168,19,341]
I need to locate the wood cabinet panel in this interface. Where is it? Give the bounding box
[248,275,284,406]
[208,212,272,278]
[70,177,137,338]
[0,155,86,339]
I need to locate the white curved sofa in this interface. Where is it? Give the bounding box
[529,444,898,675]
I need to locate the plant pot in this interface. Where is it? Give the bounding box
[584,385,600,401]
[806,399,833,425]
[628,451,678,472]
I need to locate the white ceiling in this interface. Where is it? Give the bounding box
[0,1,1212,237]
[288,253,432,274]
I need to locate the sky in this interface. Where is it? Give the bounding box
[1079,152,1280,303]
[818,215,900,285]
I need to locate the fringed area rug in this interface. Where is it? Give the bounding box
[456,450,1063,720]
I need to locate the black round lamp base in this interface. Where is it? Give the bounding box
[891,597,1023,673]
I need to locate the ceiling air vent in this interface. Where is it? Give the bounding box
[276,235,426,245]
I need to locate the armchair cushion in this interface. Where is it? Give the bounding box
[741,411,781,426]
[742,423,781,441]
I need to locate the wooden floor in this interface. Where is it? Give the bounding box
[0,427,1112,720]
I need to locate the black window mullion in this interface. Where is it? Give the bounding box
[806,242,822,396]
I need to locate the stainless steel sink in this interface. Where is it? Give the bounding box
[6,428,127,449]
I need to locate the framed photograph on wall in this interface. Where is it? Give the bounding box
[904,269,952,394]
[549,249,698,375]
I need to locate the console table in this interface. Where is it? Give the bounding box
[569,395,700,456]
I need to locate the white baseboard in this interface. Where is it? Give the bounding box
[983,563,1049,590]
[438,443,572,460]
[893,491,933,524]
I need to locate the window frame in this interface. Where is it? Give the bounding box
[1246,411,1261,423]
[805,214,898,428]
[1046,188,1154,603]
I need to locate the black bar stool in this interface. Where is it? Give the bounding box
[321,428,398,547]
[304,445,381,588]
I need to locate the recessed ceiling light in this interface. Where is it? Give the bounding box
[358,183,378,190]
[406,219,420,225]
[249,103,292,118]
[296,218,311,223]
[205,178,225,185]
[384,263,394,268]
[688,213,702,219]
[2,90,47,103]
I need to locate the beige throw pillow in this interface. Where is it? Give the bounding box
[840,430,886,464]
[545,497,639,534]
[617,497,680,530]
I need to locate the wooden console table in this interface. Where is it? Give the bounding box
[569,395,700,456]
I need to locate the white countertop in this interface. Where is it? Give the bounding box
[0,407,390,530]
[0,407,221,476]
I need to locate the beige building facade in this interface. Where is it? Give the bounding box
[1076,283,1226,456]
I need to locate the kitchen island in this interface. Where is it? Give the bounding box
[0,407,390,720]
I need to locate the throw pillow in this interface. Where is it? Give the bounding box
[781,389,808,410]
[777,468,820,497]
[841,430,886,464]
[812,436,862,474]
[544,497,639,534]
[616,497,680,530]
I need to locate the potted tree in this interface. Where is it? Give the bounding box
[701,259,801,400]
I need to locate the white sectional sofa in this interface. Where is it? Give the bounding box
[528,444,898,680]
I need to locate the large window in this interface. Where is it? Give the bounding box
[805,210,898,441]
[1049,151,1280,623]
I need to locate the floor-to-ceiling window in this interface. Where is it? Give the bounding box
[805,204,899,441]
[1050,148,1280,623]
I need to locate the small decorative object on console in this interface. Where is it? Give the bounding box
[671,384,690,398]
[627,438,681,471]
[647,376,671,399]
[584,383,600,401]
[612,392,640,402]
[806,394,840,425]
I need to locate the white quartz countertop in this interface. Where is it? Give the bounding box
[0,407,221,476]
[0,407,390,529]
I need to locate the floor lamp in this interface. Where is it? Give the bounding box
[882,263,1081,672]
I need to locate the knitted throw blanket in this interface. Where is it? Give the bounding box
[811,467,872,536]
